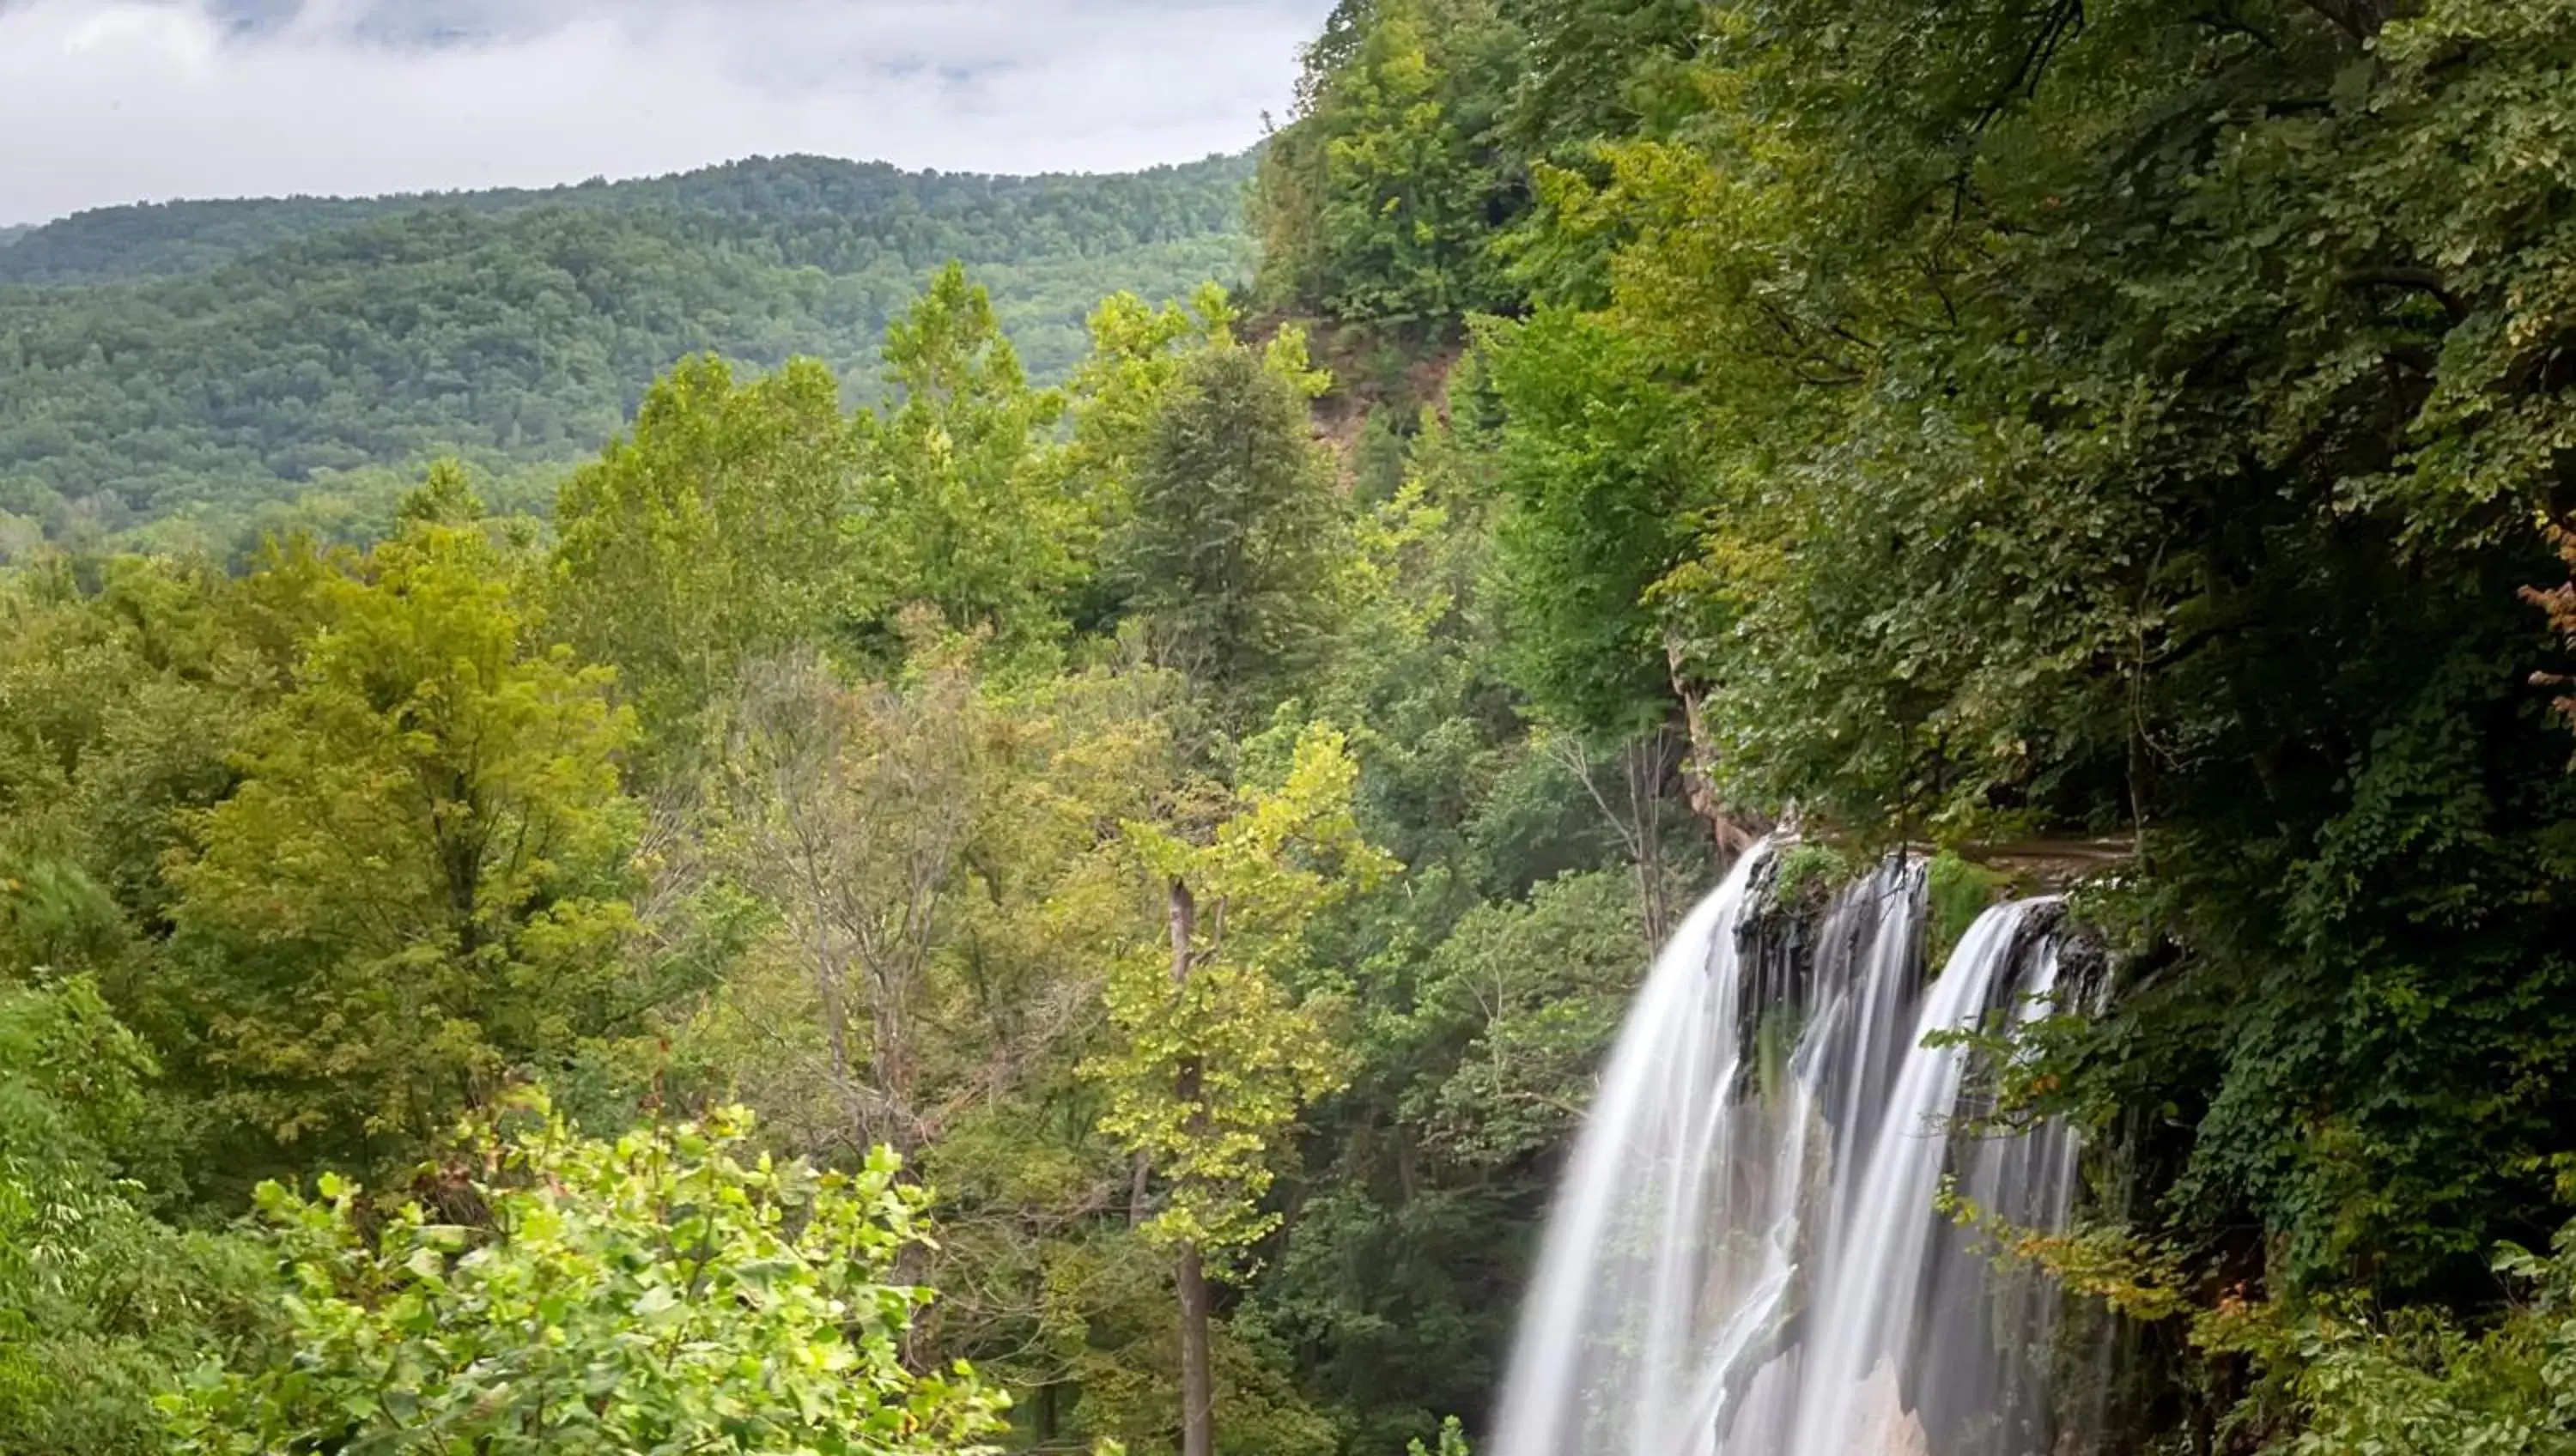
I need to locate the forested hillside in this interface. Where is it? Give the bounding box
[3,0,2575,1454]
[0,155,1252,287]
[0,154,1251,551]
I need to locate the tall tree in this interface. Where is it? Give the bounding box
[707,638,1167,1163]
[1477,307,1699,738]
[550,355,857,773]
[1060,288,1240,531]
[1088,724,1394,1456]
[857,264,1081,657]
[1114,344,1350,725]
[1253,0,1528,328]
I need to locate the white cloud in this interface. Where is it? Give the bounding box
[0,0,1327,224]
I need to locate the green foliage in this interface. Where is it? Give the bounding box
[1937,1177,2193,1326]
[697,646,1170,1161]
[1405,870,1647,1168]
[1493,0,1704,158]
[161,1095,1007,1455]
[1457,0,2576,1325]
[0,141,1696,1456]
[552,355,859,767]
[0,554,268,992]
[1923,852,2005,968]
[1048,1241,1346,1456]
[1253,0,1528,328]
[1477,306,1698,735]
[1407,1416,1471,1456]
[1093,725,1396,1261]
[1236,0,2576,1441]
[857,264,1081,656]
[0,980,270,1455]
[2279,1221,2576,1456]
[1,155,1251,288]
[167,506,641,1168]
[24,0,2576,1439]
[1766,841,1856,915]
[1060,289,1237,500]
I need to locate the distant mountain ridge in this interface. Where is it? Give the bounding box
[0,152,1256,550]
[0,153,1254,286]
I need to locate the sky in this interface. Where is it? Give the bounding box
[0,0,1334,226]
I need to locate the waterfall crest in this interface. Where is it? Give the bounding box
[1492,842,2076,1456]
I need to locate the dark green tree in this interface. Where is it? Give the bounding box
[1113,344,1350,723]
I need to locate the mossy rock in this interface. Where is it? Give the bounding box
[1925,851,2009,968]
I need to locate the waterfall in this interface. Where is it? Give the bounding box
[1492,842,2076,1456]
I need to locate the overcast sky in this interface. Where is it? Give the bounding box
[0,0,1333,226]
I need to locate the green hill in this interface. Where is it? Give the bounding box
[0,154,1255,545]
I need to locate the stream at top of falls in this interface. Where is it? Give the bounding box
[1492,841,2080,1456]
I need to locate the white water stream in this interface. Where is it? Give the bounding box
[1492,843,2075,1456]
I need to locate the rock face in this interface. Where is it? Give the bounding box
[1850,1360,1931,1456]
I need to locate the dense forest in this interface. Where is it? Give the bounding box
[5,0,2576,1453]
[0,154,1252,555]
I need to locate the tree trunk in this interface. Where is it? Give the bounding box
[1167,877,1216,1456]
[1665,634,1764,867]
[1625,734,1670,948]
[1176,1241,1216,1456]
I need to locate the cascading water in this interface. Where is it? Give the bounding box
[1492,841,2077,1456]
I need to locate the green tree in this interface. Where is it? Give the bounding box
[1254,0,1527,328]
[702,639,1170,1164]
[856,264,1079,658]
[0,553,267,990]
[1060,288,1240,533]
[1476,306,1699,737]
[1113,344,1350,725]
[1088,724,1394,1456]
[0,980,268,1456]
[167,495,641,1171]
[161,1095,1008,1456]
[551,355,858,771]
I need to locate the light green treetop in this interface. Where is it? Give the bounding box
[1089,724,1395,1262]
[857,264,1079,658]
[550,355,859,769]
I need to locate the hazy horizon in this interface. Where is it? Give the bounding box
[0,144,1255,232]
[0,0,1327,228]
